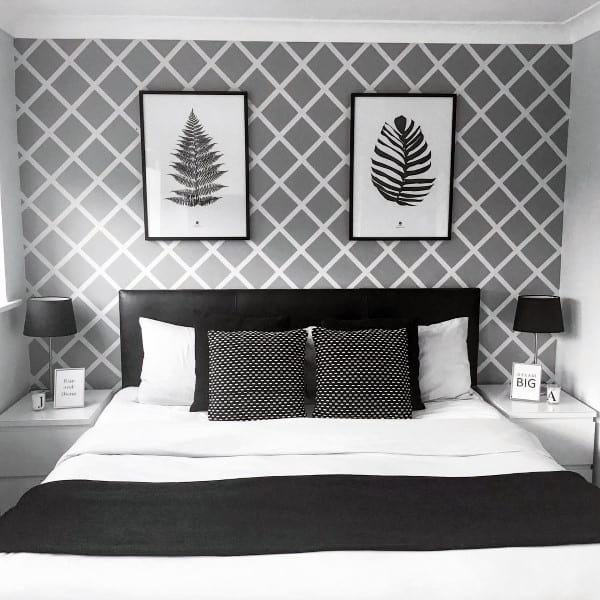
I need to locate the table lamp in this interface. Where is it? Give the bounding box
[513,295,564,364]
[23,297,77,393]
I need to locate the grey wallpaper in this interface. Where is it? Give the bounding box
[14,40,571,390]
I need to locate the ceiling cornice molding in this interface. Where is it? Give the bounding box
[3,11,600,44]
[566,2,600,42]
[4,15,572,44]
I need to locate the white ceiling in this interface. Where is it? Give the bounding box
[2,0,600,43]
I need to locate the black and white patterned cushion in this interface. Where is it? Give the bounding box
[312,327,412,419]
[321,317,423,411]
[208,329,307,421]
[191,312,290,412]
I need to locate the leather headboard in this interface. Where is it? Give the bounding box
[119,288,480,388]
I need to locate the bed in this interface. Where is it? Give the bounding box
[1,288,600,600]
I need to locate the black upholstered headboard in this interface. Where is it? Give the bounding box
[119,288,480,388]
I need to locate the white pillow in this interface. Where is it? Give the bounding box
[138,317,195,406]
[418,317,471,401]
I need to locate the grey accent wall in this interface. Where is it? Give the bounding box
[14,40,571,390]
[556,31,600,479]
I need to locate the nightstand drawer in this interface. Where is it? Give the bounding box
[0,425,88,477]
[514,418,595,466]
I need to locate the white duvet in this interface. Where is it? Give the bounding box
[2,388,600,600]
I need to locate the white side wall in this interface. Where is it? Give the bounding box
[0,28,29,413]
[556,30,600,480]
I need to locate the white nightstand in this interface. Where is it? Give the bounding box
[0,389,113,514]
[479,384,597,483]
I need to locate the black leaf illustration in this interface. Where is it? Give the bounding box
[167,109,227,207]
[371,115,435,206]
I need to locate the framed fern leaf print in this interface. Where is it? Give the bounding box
[350,93,456,240]
[139,91,249,240]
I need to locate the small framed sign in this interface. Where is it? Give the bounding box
[54,368,85,408]
[510,362,542,401]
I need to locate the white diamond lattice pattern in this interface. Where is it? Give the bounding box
[14,39,571,390]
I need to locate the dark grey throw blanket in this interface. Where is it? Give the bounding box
[1,471,600,556]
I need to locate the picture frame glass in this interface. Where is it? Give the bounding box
[351,94,456,240]
[141,92,249,240]
[54,368,86,408]
[510,362,542,401]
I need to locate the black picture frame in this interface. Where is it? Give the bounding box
[139,91,250,241]
[349,93,456,241]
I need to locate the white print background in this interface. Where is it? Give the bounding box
[352,96,453,238]
[143,94,247,238]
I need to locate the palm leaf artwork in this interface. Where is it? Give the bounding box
[371,115,435,206]
[167,109,227,207]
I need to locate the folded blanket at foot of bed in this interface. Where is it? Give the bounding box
[1,471,600,556]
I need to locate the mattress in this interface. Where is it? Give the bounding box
[1,387,599,600]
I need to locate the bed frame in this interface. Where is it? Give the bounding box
[119,288,480,388]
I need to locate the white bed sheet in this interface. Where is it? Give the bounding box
[2,387,599,600]
[418,390,502,419]
[93,387,501,423]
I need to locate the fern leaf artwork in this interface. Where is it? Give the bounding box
[167,109,227,207]
[371,115,435,206]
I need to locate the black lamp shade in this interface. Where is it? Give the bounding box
[513,295,564,334]
[23,297,77,338]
